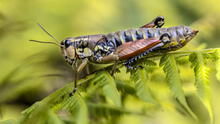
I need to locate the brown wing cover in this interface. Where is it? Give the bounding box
[116,38,161,60]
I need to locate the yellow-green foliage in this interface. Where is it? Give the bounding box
[1,0,220,124]
[4,48,217,124]
[160,55,196,119]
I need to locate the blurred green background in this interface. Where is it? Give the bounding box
[0,0,220,124]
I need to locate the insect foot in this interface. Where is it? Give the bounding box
[69,88,78,97]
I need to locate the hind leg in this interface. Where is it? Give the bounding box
[96,54,119,63]
[124,55,144,70]
[95,53,120,75]
[124,33,171,70]
[141,16,165,28]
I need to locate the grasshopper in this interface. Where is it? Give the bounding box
[30,16,198,94]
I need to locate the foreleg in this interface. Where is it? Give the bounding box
[69,58,89,96]
[96,54,119,63]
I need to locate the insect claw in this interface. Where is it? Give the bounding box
[73,88,78,92]
[69,88,78,97]
[193,30,199,35]
[69,92,74,97]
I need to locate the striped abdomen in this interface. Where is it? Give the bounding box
[93,25,191,61]
[104,26,187,49]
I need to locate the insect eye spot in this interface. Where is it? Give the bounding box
[64,40,72,48]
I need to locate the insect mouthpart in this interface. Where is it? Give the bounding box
[192,30,199,35]
[186,29,199,41]
[65,57,76,65]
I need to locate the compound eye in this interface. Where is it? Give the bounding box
[64,40,72,48]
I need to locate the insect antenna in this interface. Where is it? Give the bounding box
[37,23,60,43]
[29,40,61,47]
[29,23,62,47]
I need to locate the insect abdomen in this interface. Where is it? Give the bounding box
[105,28,148,47]
[99,26,185,56]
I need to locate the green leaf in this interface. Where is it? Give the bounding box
[87,103,136,118]
[53,94,88,124]
[21,82,89,124]
[91,72,121,107]
[160,54,196,119]
[131,69,157,104]
[115,80,136,95]
[48,110,65,124]
[216,59,220,81]
[0,119,17,124]
[189,52,213,123]
[215,49,220,82]
[76,96,89,124]
[18,48,220,124]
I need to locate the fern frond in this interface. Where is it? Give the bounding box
[18,48,220,124]
[214,49,220,81]
[131,69,157,104]
[87,103,143,118]
[115,80,136,95]
[133,59,157,67]
[0,119,17,124]
[88,72,121,107]
[54,95,88,124]
[47,110,65,124]
[217,59,220,82]
[21,103,51,124]
[20,79,89,124]
[160,54,196,119]
[189,52,213,123]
